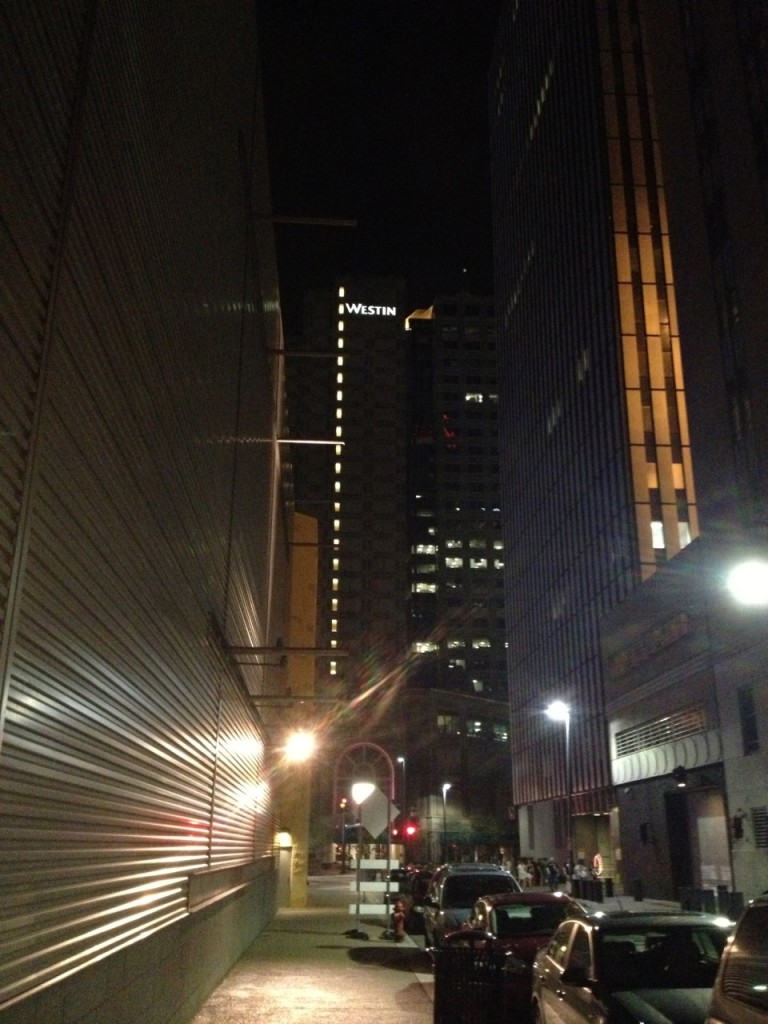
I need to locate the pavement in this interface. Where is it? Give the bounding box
[186,875,684,1023]
[186,874,434,1024]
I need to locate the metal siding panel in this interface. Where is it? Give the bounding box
[1,0,284,1009]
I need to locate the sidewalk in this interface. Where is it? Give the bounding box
[186,874,434,1024]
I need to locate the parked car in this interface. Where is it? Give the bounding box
[442,891,588,1018]
[400,868,434,934]
[532,911,733,1024]
[707,894,768,1024]
[423,862,521,948]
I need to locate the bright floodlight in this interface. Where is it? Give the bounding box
[726,560,768,606]
[351,781,375,805]
[283,729,317,763]
[545,700,570,723]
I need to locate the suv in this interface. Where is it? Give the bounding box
[423,862,520,947]
[707,894,768,1024]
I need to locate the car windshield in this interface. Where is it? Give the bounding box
[598,924,730,990]
[443,874,517,909]
[495,902,570,937]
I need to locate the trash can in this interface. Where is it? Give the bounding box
[432,938,509,1024]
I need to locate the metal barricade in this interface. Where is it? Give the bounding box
[432,944,509,1024]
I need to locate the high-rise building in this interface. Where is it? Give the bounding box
[490,0,768,898]
[288,285,514,860]
[403,293,513,858]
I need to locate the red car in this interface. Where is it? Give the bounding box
[441,891,587,1017]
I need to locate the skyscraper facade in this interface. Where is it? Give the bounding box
[490,0,700,869]
[403,294,512,855]
[491,0,768,896]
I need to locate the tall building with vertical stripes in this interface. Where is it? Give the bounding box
[490,0,768,896]
[490,0,700,870]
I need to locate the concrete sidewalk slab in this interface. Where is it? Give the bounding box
[187,875,434,1023]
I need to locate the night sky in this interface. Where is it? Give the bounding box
[256,2,504,332]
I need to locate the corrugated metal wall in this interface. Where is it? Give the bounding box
[0,1,287,1008]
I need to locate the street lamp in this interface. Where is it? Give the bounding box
[726,560,768,606]
[441,782,452,863]
[545,701,572,876]
[396,755,407,816]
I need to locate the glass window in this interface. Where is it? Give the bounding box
[437,713,461,735]
[737,686,759,754]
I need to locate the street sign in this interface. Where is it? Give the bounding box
[359,786,399,839]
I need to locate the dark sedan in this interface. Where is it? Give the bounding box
[532,911,733,1024]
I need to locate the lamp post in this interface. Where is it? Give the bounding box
[545,701,572,876]
[397,755,407,816]
[441,782,452,863]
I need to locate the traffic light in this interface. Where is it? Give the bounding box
[404,819,419,839]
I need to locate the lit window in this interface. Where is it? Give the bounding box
[414,544,437,554]
[445,557,463,569]
[336,390,343,401]
[337,372,344,384]
[446,539,463,549]
[330,661,337,675]
[332,578,339,591]
[494,558,504,569]
[413,582,437,593]
[493,722,508,742]
[334,481,341,492]
[330,619,338,632]
[679,522,692,547]
[493,540,504,550]
[333,502,340,512]
[651,521,665,549]
[332,559,339,571]
[331,599,338,611]
[333,519,340,531]
[472,679,484,693]
[470,558,488,569]
[447,639,465,649]
[466,719,483,737]
[336,408,342,419]
[465,392,483,402]
[448,658,466,669]
[338,286,345,298]
[412,641,439,653]
[337,355,344,366]
[337,339,344,350]
[335,444,343,455]
[335,426,343,438]
[472,638,491,649]
[437,713,461,735]
[337,303,344,314]
[337,320,344,331]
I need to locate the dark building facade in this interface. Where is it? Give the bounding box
[1,5,300,1020]
[404,294,512,856]
[490,0,768,898]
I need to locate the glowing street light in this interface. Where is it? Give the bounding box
[282,729,318,763]
[726,560,768,606]
[545,701,572,875]
[396,755,407,816]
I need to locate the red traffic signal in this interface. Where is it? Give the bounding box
[404,820,419,838]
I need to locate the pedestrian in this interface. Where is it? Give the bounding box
[546,858,560,891]
[517,860,532,888]
[572,858,591,880]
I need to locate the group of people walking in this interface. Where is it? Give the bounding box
[515,856,594,890]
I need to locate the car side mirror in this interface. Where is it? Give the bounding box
[560,965,591,987]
